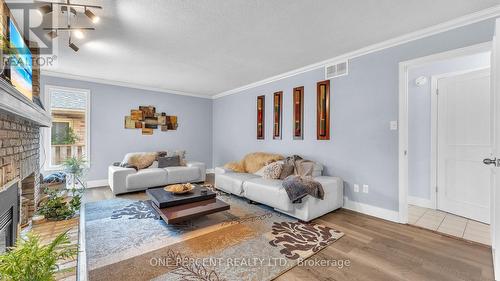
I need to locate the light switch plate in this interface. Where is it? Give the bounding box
[390,121,398,131]
[354,184,360,193]
[363,184,369,193]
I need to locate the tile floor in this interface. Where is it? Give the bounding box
[408,205,491,245]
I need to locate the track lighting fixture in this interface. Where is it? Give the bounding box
[85,8,100,24]
[38,0,102,52]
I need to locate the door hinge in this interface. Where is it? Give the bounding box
[435,186,438,193]
[436,89,439,95]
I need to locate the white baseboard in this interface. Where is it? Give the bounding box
[206,168,214,174]
[408,196,434,209]
[343,197,400,223]
[86,179,108,188]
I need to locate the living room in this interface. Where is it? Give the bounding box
[1,1,500,281]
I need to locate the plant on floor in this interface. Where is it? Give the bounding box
[38,189,81,221]
[0,231,77,281]
[62,156,87,189]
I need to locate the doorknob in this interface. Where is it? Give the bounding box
[483,158,498,166]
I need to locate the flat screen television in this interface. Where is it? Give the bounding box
[8,18,32,100]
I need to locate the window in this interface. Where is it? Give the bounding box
[44,86,90,168]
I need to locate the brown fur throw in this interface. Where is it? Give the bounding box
[224,152,284,173]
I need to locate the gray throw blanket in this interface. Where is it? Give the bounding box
[282,175,324,204]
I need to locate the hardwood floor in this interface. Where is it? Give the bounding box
[278,210,494,281]
[83,174,494,281]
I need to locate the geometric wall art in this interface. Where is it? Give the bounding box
[293,86,304,140]
[257,95,265,139]
[316,80,330,140]
[124,105,178,135]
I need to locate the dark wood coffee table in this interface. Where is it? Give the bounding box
[146,185,230,224]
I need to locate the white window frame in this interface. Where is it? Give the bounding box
[43,85,91,170]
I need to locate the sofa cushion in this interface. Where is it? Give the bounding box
[158,156,180,168]
[243,178,293,211]
[215,173,260,195]
[126,168,168,190]
[164,166,200,184]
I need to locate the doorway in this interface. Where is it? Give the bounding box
[398,42,493,245]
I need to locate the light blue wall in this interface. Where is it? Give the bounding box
[40,76,213,181]
[213,18,497,211]
[408,52,490,200]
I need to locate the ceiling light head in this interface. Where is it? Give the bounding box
[61,6,77,16]
[69,41,79,52]
[46,30,58,39]
[73,29,84,39]
[38,4,52,15]
[85,8,100,24]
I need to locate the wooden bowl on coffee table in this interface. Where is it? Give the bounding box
[164,183,195,194]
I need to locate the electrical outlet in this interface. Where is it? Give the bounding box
[390,121,398,131]
[362,184,369,193]
[353,184,359,193]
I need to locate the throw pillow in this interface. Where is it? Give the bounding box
[279,163,295,179]
[168,150,187,166]
[296,160,315,177]
[262,162,283,180]
[121,152,157,170]
[158,156,181,168]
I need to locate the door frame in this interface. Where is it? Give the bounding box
[398,42,491,224]
[430,67,491,213]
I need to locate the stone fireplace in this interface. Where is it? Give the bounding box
[0,78,49,248]
[0,112,42,225]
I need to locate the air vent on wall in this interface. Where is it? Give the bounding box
[325,61,348,79]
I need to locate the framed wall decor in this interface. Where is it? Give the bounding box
[293,86,304,140]
[273,91,283,140]
[257,95,265,139]
[316,80,330,140]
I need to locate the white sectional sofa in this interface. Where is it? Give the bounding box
[215,162,343,221]
[108,156,206,195]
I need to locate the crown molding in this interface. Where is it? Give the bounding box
[41,70,212,99]
[213,6,500,99]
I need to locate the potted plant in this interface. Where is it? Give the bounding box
[38,188,81,221]
[0,231,78,281]
[62,155,87,190]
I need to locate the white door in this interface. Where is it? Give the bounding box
[437,68,492,224]
[489,19,500,281]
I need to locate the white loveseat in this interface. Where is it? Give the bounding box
[108,153,206,195]
[215,162,343,221]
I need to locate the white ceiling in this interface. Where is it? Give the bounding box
[20,0,500,96]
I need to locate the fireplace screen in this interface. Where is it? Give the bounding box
[0,208,13,254]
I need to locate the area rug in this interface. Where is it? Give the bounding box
[84,193,343,281]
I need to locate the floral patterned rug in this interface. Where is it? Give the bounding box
[84,193,343,281]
